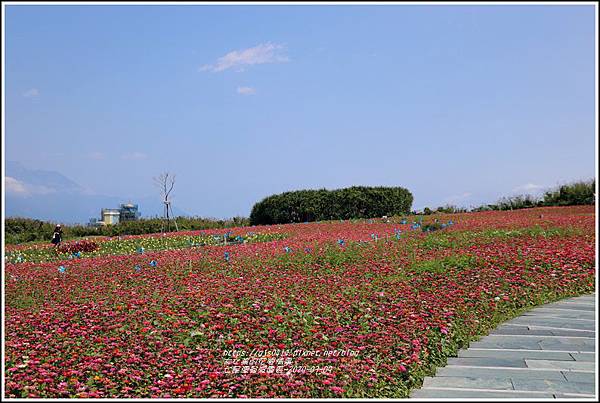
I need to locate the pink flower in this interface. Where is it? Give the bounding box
[330,386,345,395]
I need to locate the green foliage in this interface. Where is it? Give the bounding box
[4,216,250,245]
[435,205,468,214]
[470,204,499,212]
[421,222,445,232]
[6,231,286,264]
[542,179,595,206]
[409,254,478,275]
[471,179,595,212]
[496,194,541,211]
[4,218,57,244]
[250,186,413,225]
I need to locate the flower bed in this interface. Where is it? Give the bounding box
[4,206,595,398]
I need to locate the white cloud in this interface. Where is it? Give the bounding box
[5,176,56,196]
[443,192,472,204]
[512,183,546,194]
[237,86,256,95]
[5,177,28,195]
[88,151,105,160]
[121,151,148,161]
[23,88,40,98]
[200,43,289,73]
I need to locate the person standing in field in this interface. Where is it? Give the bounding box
[51,224,63,249]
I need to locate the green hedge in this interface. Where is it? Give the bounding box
[4,216,250,245]
[250,186,413,225]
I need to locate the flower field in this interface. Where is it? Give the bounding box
[4,206,596,398]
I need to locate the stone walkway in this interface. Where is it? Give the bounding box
[410,294,596,399]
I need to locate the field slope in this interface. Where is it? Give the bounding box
[4,206,595,398]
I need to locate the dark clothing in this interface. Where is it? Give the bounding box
[51,227,63,245]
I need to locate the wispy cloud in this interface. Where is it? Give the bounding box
[121,152,148,161]
[5,177,28,194]
[5,176,56,196]
[512,183,546,194]
[23,88,40,98]
[237,86,256,95]
[88,151,105,160]
[200,43,289,73]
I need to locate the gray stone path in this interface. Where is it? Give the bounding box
[410,294,596,399]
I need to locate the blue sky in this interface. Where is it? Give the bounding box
[5,4,597,218]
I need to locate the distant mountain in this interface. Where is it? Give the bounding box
[5,161,189,224]
[6,161,82,193]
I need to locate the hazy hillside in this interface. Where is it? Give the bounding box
[5,161,188,224]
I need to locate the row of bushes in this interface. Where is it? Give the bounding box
[418,180,595,215]
[422,206,469,215]
[249,186,413,225]
[472,179,595,212]
[4,216,250,245]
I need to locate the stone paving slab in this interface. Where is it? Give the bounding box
[435,366,568,380]
[410,293,597,399]
[524,359,595,372]
[505,318,595,331]
[511,379,596,394]
[570,353,596,362]
[553,393,598,398]
[562,371,597,383]
[538,339,595,352]
[422,376,514,390]
[470,338,595,351]
[541,303,595,312]
[486,333,594,340]
[458,349,577,360]
[522,310,596,320]
[446,357,527,368]
[410,388,556,398]
[561,298,595,303]
[491,326,595,338]
[521,314,596,322]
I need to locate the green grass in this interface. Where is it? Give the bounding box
[5,232,287,264]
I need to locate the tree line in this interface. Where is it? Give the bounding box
[4,216,249,245]
[422,179,595,214]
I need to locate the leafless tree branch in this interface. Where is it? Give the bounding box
[153,172,176,201]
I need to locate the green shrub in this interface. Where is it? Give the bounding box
[250,186,413,225]
[542,179,595,206]
[496,194,541,211]
[435,205,468,214]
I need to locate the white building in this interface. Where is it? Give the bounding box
[101,208,121,225]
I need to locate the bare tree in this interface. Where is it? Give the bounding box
[154,172,178,232]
